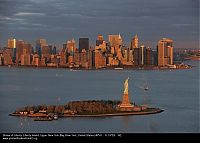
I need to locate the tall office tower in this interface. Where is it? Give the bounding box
[7,38,17,62]
[52,46,57,55]
[133,48,139,66]
[151,50,158,65]
[88,48,95,69]
[32,54,40,66]
[131,34,139,49]
[16,40,25,64]
[108,34,123,47]
[128,49,134,64]
[95,35,106,52]
[36,39,47,57]
[3,48,13,65]
[67,38,76,56]
[139,45,146,66]
[73,51,80,66]
[7,38,16,48]
[79,38,89,53]
[94,50,106,69]
[79,49,88,68]
[0,51,3,65]
[21,48,30,66]
[122,49,128,65]
[60,48,67,66]
[96,35,104,46]
[20,43,32,65]
[41,45,51,58]
[145,47,152,65]
[157,38,173,66]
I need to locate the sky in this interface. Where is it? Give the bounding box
[0,0,199,49]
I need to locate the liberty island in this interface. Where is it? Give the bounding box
[9,77,163,120]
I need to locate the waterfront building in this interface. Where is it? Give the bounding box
[133,48,139,66]
[67,39,77,66]
[52,46,57,55]
[128,49,134,65]
[36,39,47,58]
[7,38,17,63]
[110,57,119,66]
[16,41,32,65]
[32,54,40,66]
[16,40,25,65]
[73,51,80,67]
[7,38,16,49]
[41,45,51,64]
[94,50,106,69]
[40,57,46,66]
[151,50,158,65]
[21,48,31,66]
[60,48,67,66]
[88,48,95,69]
[145,47,152,65]
[95,41,106,52]
[157,38,173,66]
[107,54,113,66]
[131,34,139,49]
[0,51,3,65]
[122,48,128,65]
[139,45,146,66]
[67,39,76,55]
[79,49,88,68]
[79,38,89,53]
[50,54,59,66]
[110,47,115,55]
[3,48,13,65]
[116,47,123,62]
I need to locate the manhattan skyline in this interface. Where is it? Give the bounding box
[0,0,198,49]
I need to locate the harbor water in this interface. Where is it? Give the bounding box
[0,61,199,133]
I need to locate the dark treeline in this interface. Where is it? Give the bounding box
[66,100,121,114]
[15,100,121,115]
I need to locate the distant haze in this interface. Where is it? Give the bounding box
[0,0,199,49]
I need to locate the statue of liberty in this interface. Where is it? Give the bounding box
[124,77,129,94]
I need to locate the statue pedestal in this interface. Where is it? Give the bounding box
[118,94,134,111]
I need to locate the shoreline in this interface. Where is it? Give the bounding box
[9,108,164,118]
[61,109,164,117]
[0,64,192,71]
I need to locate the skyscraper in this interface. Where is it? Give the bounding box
[139,45,146,66]
[94,50,106,69]
[21,48,31,66]
[157,38,173,66]
[16,40,25,64]
[7,38,16,49]
[7,38,17,63]
[79,38,89,53]
[96,35,104,46]
[108,34,122,47]
[131,34,139,49]
[3,48,13,65]
[145,47,152,65]
[36,39,47,57]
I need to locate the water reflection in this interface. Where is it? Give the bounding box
[121,116,132,130]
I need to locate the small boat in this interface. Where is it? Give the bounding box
[53,114,58,120]
[143,83,149,91]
